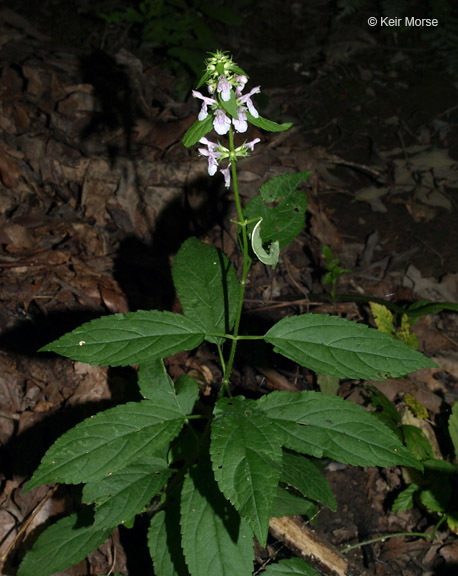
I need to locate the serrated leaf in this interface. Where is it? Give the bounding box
[264,314,437,380]
[82,458,171,529]
[18,510,111,576]
[281,451,336,510]
[26,399,187,490]
[40,310,205,367]
[420,485,450,513]
[181,461,254,576]
[138,358,176,400]
[182,114,213,147]
[449,402,458,459]
[392,484,419,514]
[272,486,317,518]
[263,557,320,576]
[172,237,239,344]
[174,374,199,415]
[211,396,282,545]
[244,172,309,249]
[316,373,340,395]
[258,391,423,469]
[148,508,190,576]
[246,111,292,132]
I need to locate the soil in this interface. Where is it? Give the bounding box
[0,1,457,575]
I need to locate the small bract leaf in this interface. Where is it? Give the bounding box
[264,313,437,380]
[172,237,239,344]
[40,310,205,367]
[18,511,111,576]
[246,111,293,132]
[82,458,171,530]
[182,114,213,147]
[181,461,254,576]
[26,399,188,490]
[211,396,282,545]
[251,219,280,268]
[258,391,423,470]
[392,484,419,514]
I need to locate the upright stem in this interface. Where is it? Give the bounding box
[220,126,252,396]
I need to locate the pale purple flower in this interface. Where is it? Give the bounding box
[192,90,217,121]
[220,163,231,188]
[245,138,260,151]
[238,86,261,118]
[217,75,231,101]
[198,137,222,176]
[232,107,248,133]
[213,109,231,135]
[235,75,248,97]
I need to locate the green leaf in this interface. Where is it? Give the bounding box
[148,508,190,576]
[220,89,238,118]
[264,314,437,380]
[26,399,188,490]
[392,484,419,514]
[18,510,111,576]
[401,425,435,461]
[420,483,451,513]
[40,310,205,367]
[137,358,176,400]
[181,461,254,576]
[172,238,239,344]
[316,373,340,396]
[281,451,336,510]
[174,374,199,415]
[449,402,458,459]
[251,218,280,268]
[82,458,171,530]
[258,391,423,470]
[407,300,458,318]
[244,172,309,249]
[272,486,317,518]
[211,396,283,545]
[182,114,213,147]
[246,111,293,132]
[263,557,320,576]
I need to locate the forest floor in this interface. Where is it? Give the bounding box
[0,1,457,574]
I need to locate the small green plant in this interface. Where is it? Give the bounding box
[322,245,352,303]
[18,51,437,576]
[370,301,419,350]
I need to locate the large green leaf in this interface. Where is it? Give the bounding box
[40,310,205,367]
[26,399,188,490]
[263,558,320,576]
[258,391,422,469]
[264,314,437,380]
[281,451,336,510]
[182,114,213,147]
[82,458,171,529]
[148,509,190,576]
[181,461,254,576]
[18,511,111,576]
[246,111,292,132]
[244,172,309,249]
[172,237,239,344]
[211,396,282,545]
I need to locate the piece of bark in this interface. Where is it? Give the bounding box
[269,516,349,576]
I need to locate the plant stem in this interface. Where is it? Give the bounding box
[220,126,252,397]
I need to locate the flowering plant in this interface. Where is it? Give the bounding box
[17,52,435,576]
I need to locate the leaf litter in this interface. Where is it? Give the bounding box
[0,1,457,575]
